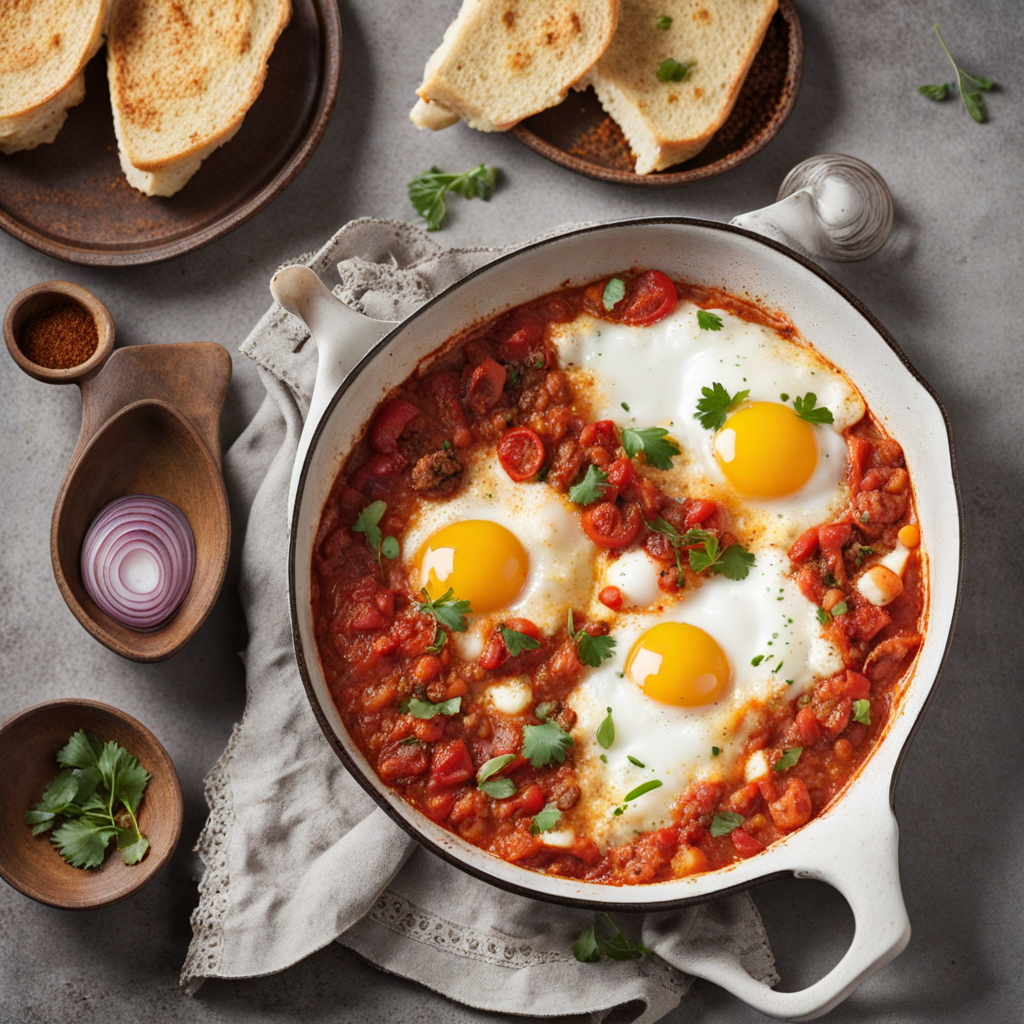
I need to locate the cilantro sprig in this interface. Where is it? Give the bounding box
[773,747,803,772]
[500,625,542,657]
[696,309,724,331]
[694,382,749,430]
[621,426,680,470]
[400,696,462,719]
[408,164,497,231]
[920,24,995,123]
[477,754,517,799]
[352,501,399,567]
[792,393,834,425]
[26,730,151,869]
[567,609,616,668]
[530,806,562,835]
[569,464,611,506]
[418,587,472,633]
[574,913,653,963]
[522,720,574,768]
[648,523,755,582]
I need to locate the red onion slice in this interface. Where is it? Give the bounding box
[80,495,195,631]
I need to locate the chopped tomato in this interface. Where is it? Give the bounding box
[413,655,443,684]
[619,271,677,326]
[598,586,623,611]
[466,358,507,415]
[732,830,765,858]
[370,399,420,453]
[683,498,718,528]
[768,778,813,832]
[789,526,820,563]
[795,706,822,746]
[495,783,545,820]
[498,427,545,482]
[533,296,575,324]
[579,419,620,449]
[581,501,643,548]
[428,739,474,789]
[351,452,407,491]
[606,456,638,489]
[378,742,429,783]
[497,308,544,362]
[846,436,873,492]
[423,789,458,822]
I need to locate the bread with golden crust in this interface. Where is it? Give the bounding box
[106,0,291,196]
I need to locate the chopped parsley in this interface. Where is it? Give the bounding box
[655,14,672,29]
[696,309,724,331]
[352,501,399,567]
[568,609,616,667]
[711,746,721,757]
[852,699,872,725]
[773,747,803,772]
[500,625,542,657]
[684,529,755,581]
[534,702,552,722]
[621,426,680,470]
[792,392,834,425]
[621,401,631,412]
[710,811,745,837]
[522,720,574,768]
[657,57,696,82]
[569,464,611,506]
[596,707,615,749]
[831,600,849,617]
[627,755,645,768]
[530,806,562,834]
[694,382,749,430]
[816,606,832,625]
[602,277,626,310]
[622,779,663,802]
[750,654,765,667]
[400,696,462,719]
[418,587,471,633]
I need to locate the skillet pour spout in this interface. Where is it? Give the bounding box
[282,215,961,1021]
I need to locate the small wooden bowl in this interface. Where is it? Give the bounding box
[0,699,183,910]
[3,280,115,384]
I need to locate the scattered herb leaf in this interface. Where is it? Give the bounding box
[925,23,995,123]
[831,600,849,617]
[918,82,951,101]
[400,696,462,719]
[480,777,517,799]
[534,702,552,722]
[627,755,645,768]
[816,606,831,625]
[684,530,755,581]
[596,707,615,749]
[711,746,721,757]
[352,501,399,567]
[500,625,542,657]
[657,58,696,82]
[602,277,626,310]
[623,779,663,802]
[710,811,745,837]
[575,914,652,963]
[655,15,672,29]
[697,309,724,331]
[621,426,680,470]
[695,382,749,430]
[569,464,611,506]
[568,609,616,667]
[418,587,472,633]
[751,654,765,667]
[792,392,834,425]
[530,807,562,834]
[852,699,872,725]
[408,164,497,231]
[773,747,803,772]
[522,721,574,768]
[477,754,516,784]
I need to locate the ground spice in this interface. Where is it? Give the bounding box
[18,303,98,369]
[568,116,637,171]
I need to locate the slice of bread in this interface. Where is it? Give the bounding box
[0,0,109,155]
[411,0,620,132]
[106,0,291,197]
[576,0,777,174]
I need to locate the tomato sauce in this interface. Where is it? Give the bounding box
[310,271,924,885]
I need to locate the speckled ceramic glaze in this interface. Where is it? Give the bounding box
[279,219,962,1020]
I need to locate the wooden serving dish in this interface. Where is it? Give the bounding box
[0,699,183,910]
[3,281,231,662]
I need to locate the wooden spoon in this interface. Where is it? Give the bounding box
[3,282,231,662]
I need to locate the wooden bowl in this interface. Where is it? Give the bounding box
[3,282,232,662]
[0,699,183,909]
[508,0,802,186]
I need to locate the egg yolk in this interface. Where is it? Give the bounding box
[714,401,818,498]
[625,622,731,707]
[416,520,528,614]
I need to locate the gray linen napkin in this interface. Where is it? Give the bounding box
[180,218,778,1021]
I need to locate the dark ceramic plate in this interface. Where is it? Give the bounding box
[0,0,340,266]
[509,0,801,186]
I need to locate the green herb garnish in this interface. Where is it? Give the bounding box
[627,755,645,767]
[657,58,696,82]
[711,746,721,757]
[684,529,755,581]
[792,392,834,425]
[26,730,150,869]
[773,747,803,772]
[602,277,626,310]
[596,707,615,749]
[400,696,462,719]
[696,309,724,331]
[408,164,497,231]
[710,811,744,838]
[694,382,749,430]
[352,501,399,567]
[852,699,872,725]
[920,24,995,123]
[522,720,574,768]
[751,655,765,667]
[831,600,849,616]
[621,426,680,470]
[622,780,663,802]
[655,15,672,29]
[569,464,611,506]
[574,913,653,963]
[418,587,472,633]
[500,625,542,657]
[534,702,552,721]
[568,609,616,668]
[530,806,562,835]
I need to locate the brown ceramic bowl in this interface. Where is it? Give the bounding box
[509,0,802,186]
[0,700,183,909]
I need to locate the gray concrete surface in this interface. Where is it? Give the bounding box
[1,1,1021,1021]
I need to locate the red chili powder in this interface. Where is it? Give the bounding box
[18,303,99,370]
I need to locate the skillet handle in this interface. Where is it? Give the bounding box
[730,154,893,262]
[270,266,397,520]
[661,782,910,1021]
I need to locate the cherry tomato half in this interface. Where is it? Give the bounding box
[581,501,643,548]
[466,358,507,415]
[498,427,546,482]
[620,270,677,327]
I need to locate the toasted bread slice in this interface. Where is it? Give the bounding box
[0,0,108,155]
[411,0,620,132]
[106,0,291,197]
[577,0,777,174]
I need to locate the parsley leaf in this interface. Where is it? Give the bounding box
[596,707,615,749]
[418,587,471,633]
[621,426,680,470]
[530,807,562,834]
[816,606,831,625]
[480,777,517,799]
[792,393,834,425]
[696,309,724,331]
[522,721,574,768]
[408,164,498,231]
[773,747,803,772]
[569,464,611,506]
[694,382,749,430]
[657,58,696,82]
[568,609,617,668]
[575,914,653,963]
[499,625,542,657]
[602,278,626,310]
[685,530,755,581]
[852,699,872,725]
[710,811,745,837]
[352,501,399,567]
[400,696,462,719]
[655,14,672,29]
[928,24,995,123]
[28,730,151,869]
